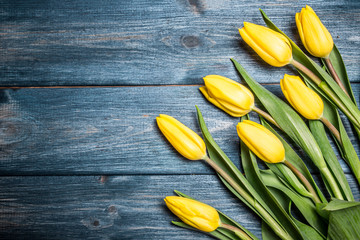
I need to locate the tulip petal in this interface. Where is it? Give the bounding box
[281,74,324,120]
[296,5,333,58]
[237,120,285,163]
[164,196,220,232]
[157,114,206,160]
[201,75,254,117]
[239,22,292,67]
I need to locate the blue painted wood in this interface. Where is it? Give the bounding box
[0,174,358,240]
[0,85,358,175]
[0,1,358,239]
[0,0,359,86]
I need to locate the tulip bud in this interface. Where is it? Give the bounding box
[237,120,285,163]
[280,74,324,120]
[156,114,207,160]
[296,5,334,58]
[164,196,220,232]
[239,22,293,67]
[200,75,254,117]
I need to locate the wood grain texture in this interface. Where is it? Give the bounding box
[0,174,358,240]
[0,1,359,239]
[0,0,359,86]
[0,85,358,175]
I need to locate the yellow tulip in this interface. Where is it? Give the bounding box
[280,74,324,120]
[164,196,220,232]
[200,75,254,117]
[239,22,293,67]
[296,5,333,58]
[237,120,285,163]
[156,114,207,160]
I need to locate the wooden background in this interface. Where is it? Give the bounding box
[0,0,359,239]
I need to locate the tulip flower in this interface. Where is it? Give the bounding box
[280,74,343,144]
[164,196,220,232]
[199,75,254,117]
[165,196,255,239]
[280,74,324,120]
[200,75,280,129]
[156,114,206,160]
[239,22,292,67]
[296,5,348,95]
[237,120,321,203]
[295,5,333,58]
[237,120,285,163]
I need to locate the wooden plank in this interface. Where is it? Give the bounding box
[0,0,359,86]
[0,174,358,240]
[0,84,358,175]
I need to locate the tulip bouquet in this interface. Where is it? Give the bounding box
[157,6,360,240]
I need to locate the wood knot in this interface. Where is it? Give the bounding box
[188,0,205,14]
[92,220,100,227]
[0,117,34,146]
[181,35,200,48]
[107,205,117,213]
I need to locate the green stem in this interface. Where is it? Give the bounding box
[323,57,349,97]
[291,59,360,129]
[319,82,360,127]
[320,117,342,145]
[319,167,344,200]
[320,119,360,187]
[220,223,253,240]
[291,59,322,85]
[283,160,321,204]
[253,106,281,129]
[203,156,293,240]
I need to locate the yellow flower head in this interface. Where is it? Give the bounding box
[296,5,334,58]
[200,75,254,117]
[281,74,324,120]
[239,22,293,67]
[156,114,207,160]
[237,120,285,163]
[164,196,220,232]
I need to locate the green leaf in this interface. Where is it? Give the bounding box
[320,199,360,212]
[326,103,360,187]
[338,120,360,185]
[260,170,327,237]
[267,190,325,240]
[322,45,357,105]
[290,205,326,240]
[309,119,354,201]
[322,200,360,240]
[325,45,360,140]
[300,72,356,197]
[325,45,360,141]
[240,115,304,240]
[261,118,326,203]
[319,95,360,186]
[172,221,234,240]
[262,221,282,240]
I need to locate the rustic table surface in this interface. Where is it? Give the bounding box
[0,0,359,239]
